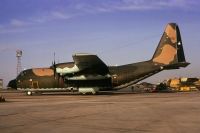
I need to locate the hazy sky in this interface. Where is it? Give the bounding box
[0,0,200,87]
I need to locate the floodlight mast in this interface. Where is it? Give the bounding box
[16,50,22,76]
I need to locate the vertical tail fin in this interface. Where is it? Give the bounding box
[151,23,189,68]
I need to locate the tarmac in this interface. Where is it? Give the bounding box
[1,90,200,133]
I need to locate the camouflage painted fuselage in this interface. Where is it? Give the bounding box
[17,68,58,88]
[16,61,158,89]
[16,63,72,89]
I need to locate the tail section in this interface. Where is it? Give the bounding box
[151,23,189,68]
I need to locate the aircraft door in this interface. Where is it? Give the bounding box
[29,79,39,88]
[112,74,118,86]
[32,81,39,88]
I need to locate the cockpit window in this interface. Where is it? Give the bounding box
[20,71,26,76]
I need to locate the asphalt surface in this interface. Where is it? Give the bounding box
[1,90,200,133]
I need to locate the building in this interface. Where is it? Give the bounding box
[0,79,3,89]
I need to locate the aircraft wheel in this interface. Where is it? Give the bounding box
[26,91,32,96]
[70,87,73,92]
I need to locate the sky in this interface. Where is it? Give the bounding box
[0,0,200,88]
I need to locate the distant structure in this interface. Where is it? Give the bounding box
[165,77,200,91]
[16,50,22,76]
[0,79,3,89]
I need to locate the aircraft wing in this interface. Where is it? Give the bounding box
[72,53,109,74]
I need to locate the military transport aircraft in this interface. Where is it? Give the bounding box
[13,23,189,95]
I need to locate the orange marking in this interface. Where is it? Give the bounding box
[165,25,177,44]
[153,44,177,64]
[32,68,54,76]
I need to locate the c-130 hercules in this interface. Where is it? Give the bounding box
[15,23,189,95]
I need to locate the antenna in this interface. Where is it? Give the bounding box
[53,52,57,79]
[16,50,22,76]
[53,52,55,64]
